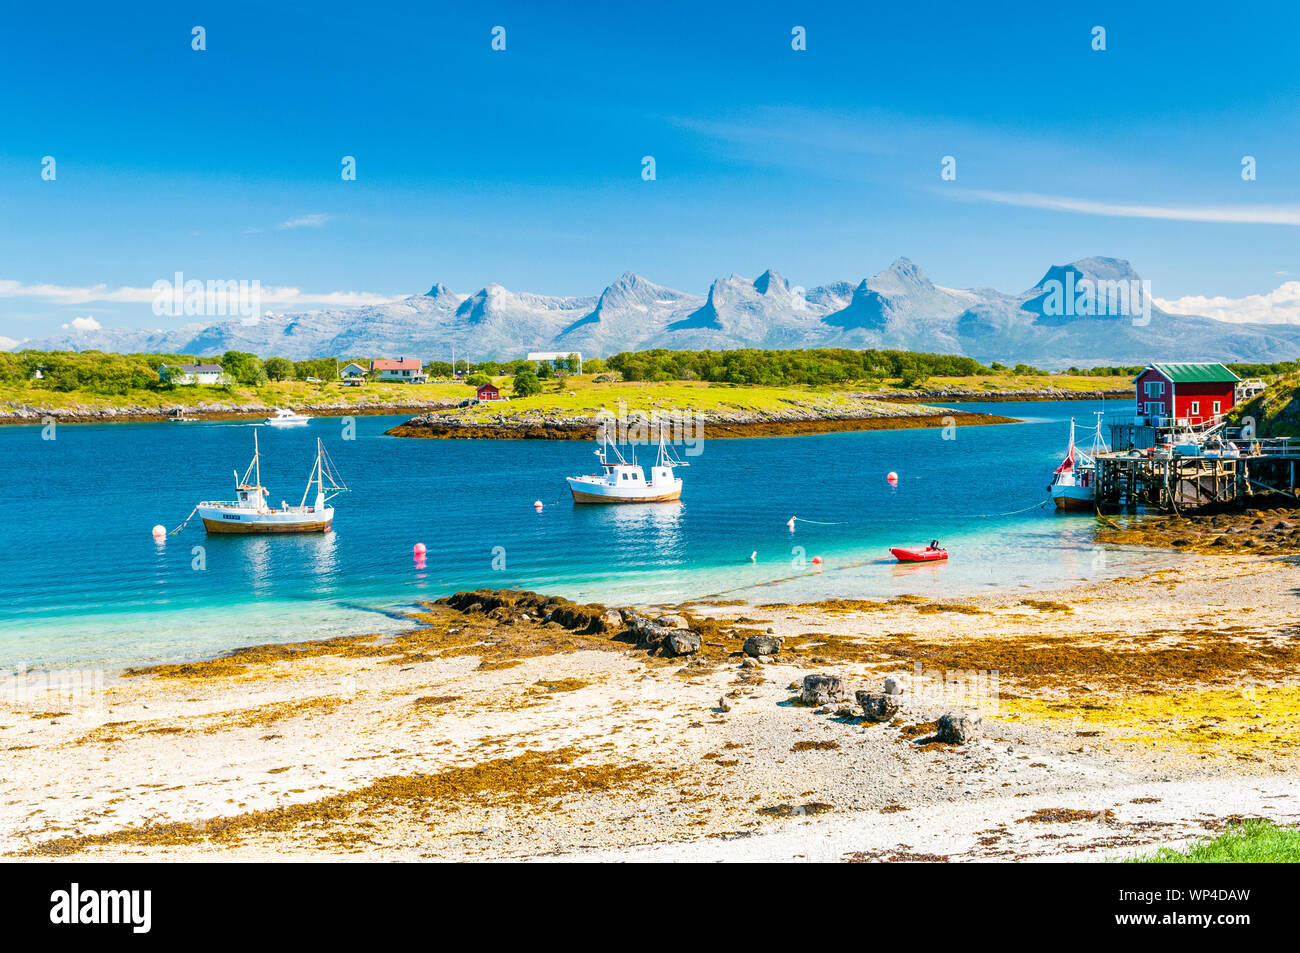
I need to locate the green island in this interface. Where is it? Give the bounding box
[0,346,1138,430]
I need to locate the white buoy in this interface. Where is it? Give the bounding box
[750,551,757,562]
[151,524,166,539]
[533,500,544,511]
[887,471,899,485]
[787,516,797,531]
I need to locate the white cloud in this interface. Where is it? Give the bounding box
[277,213,331,230]
[0,278,402,310]
[0,336,19,351]
[1156,282,1300,325]
[948,189,1300,226]
[62,316,102,331]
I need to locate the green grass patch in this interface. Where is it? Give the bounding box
[1127,820,1300,863]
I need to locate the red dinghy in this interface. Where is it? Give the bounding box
[890,543,948,562]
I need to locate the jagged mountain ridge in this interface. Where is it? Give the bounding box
[18,257,1300,368]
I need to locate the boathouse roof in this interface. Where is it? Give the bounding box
[1134,362,1240,384]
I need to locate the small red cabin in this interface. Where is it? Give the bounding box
[477,383,500,402]
[1133,362,1239,427]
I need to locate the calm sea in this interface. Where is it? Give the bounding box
[0,400,1170,670]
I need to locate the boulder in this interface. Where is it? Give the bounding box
[936,712,982,745]
[740,657,760,669]
[743,634,782,658]
[856,691,901,723]
[655,614,689,629]
[799,673,850,707]
[602,609,626,629]
[666,630,702,656]
[883,676,905,696]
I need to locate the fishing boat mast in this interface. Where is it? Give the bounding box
[299,439,348,509]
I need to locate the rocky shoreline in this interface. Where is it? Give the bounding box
[1097,506,1300,556]
[0,386,1124,427]
[872,387,1130,403]
[386,409,1018,440]
[0,399,460,425]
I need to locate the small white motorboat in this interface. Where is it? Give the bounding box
[264,408,311,426]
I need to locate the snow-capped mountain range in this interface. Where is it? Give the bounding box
[15,257,1300,368]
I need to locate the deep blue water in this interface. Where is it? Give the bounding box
[0,400,1163,669]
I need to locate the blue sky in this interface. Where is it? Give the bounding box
[3,0,1300,339]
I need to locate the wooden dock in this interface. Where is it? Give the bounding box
[1095,442,1300,512]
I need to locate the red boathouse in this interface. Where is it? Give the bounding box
[1133,362,1240,427]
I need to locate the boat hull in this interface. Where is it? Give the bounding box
[568,485,682,504]
[890,547,948,562]
[1051,486,1095,511]
[567,475,682,504]
[198,504,333,534]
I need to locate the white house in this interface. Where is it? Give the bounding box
[160,363,225,386]
[370,358,426,383]
[339,362,368,379]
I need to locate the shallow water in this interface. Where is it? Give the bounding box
[0,399,1167,669]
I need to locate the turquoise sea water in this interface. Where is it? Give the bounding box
[0,400,1169,670]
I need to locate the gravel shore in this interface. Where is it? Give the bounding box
[3,553,1296,862]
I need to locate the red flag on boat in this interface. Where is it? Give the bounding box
[1054,445,1075,474]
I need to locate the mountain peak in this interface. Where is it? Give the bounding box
[1034,257,1142,290]
[424,282,453,298]
[753,269,788,294]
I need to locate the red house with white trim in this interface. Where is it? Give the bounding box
[476,383,500,402]
[1133,362,1239,426]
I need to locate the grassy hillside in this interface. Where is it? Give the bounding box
[1227,372,1300,437]
[0,378,468,413]
[405,371,1124,425]
[1,367,1128,418]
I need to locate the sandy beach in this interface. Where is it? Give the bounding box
[3,537,1298,863]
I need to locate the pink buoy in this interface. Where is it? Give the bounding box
[811,555,822,565]
[534,500,543,511]
[886,471,898,485]
[413,542,426,556]
[151,524,166,538]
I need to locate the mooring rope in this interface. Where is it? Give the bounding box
[169,507,198,536]
[790,496,1048,528]
[971,499,1048,519]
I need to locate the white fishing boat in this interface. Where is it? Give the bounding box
[1049,413,1107,512]
[264,408,311,426]
[567,430,687,504]
[195,432,346,534]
